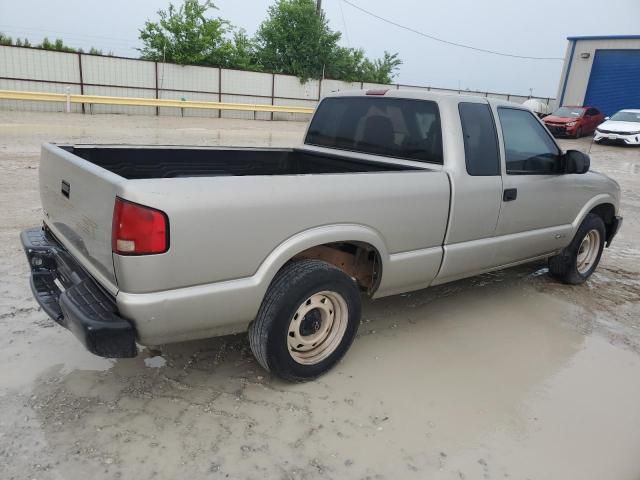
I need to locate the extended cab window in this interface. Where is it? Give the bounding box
[498,107,561,175]
[458,102,500,176]
[305,97,443,164]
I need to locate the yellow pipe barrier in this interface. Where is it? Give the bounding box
[0,89,315,114]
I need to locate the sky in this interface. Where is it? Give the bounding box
[1,0,638,98]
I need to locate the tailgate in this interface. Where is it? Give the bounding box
[39,143,124,294]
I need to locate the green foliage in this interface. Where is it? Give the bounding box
[139,0,401,82]
[255,0,401,83]
[0,33,13,46]
[39,37,77,52]
[138,0,260,70]
[255,0,340,81]
[15,37,32,47]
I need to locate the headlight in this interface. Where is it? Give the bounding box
[566,122,577,127]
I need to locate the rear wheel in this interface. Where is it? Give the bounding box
[249,260,361,381]
[548,213,605,284]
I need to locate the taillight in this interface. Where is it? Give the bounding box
[112,197,169,255]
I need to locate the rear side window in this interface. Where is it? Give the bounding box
[458,102,500,176]
[305,97,443,164]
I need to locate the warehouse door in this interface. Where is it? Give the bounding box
[584,49,640,116]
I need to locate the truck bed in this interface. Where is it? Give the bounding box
[62,145,418,179]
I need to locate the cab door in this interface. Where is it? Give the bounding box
[433,100,504,284]
[491,106,585,266]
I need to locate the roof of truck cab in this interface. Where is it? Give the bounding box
[323,88,524,108]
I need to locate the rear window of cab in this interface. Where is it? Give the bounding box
[305,97,443,164]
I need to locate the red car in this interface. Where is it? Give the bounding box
[543,106,605,138]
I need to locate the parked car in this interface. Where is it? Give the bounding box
[21,90,622,381]
[543,106,605,138]
[594,109,640,146]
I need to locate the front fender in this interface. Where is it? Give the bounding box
[572,193,618,232]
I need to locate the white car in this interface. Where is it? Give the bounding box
[594,109,640,146]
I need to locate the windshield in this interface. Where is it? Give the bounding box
[610,111,640,123]
[552,107,584,118]
[305,97,443,164]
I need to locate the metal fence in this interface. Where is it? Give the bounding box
[0,45,555,121]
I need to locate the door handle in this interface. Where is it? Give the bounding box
[503,188,517,202]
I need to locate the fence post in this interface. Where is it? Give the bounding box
[154,61,159,116]
[65,87,71,113]
[271,73,275,121]
[77,52,85,114]
[218,68,222,118]
[360,81,364,90]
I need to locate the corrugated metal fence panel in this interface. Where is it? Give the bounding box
[398,85,430,92]
[83,85,155,115]
[274,75,319,100]
[221,69,272,97]
[220,94,271,120]
[487,93,511,101]
[158,90,219,117]
[0,45,79,83]
[0,78,82,112]
[81,55,155,88]
[320,79,360,96]
[157,63,219,93]
[362,82,391,90]
[508,95,529,104]
[584,49,640,116]
[273,98,315,121]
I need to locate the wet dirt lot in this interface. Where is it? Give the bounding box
[1,111,639,480]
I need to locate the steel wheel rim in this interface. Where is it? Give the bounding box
[287,291,348,365]
[576,229,600,274]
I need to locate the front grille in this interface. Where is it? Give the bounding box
[546,124,566,134]
[597,128,638,135]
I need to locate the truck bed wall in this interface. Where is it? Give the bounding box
[66,146,416,179]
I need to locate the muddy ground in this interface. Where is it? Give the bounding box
[1,111,639,480]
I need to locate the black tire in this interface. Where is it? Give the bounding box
[249,259,361,381]
[548,213,606,284]
[575,127,583,139]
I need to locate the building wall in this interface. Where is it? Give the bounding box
[556,37,640,107]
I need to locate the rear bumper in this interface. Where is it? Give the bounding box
[21,227,137,358]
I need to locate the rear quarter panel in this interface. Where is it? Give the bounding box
[113,170,450,294]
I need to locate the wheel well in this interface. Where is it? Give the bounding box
[291,242,382,295]
[589,203,616,241]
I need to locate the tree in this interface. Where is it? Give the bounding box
[256,0,340,81]
[0,33,12,46]
[15,37,32,47]
[255,0,401,83]
[138,0,259,70]
[361,52,402,84]
[39,37,77,53]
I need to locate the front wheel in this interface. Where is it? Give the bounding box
[548,213,605,284]
[249,260,361,381]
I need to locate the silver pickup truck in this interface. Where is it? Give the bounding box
[22,89,622,380]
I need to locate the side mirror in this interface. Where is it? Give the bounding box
[564,150,590,174]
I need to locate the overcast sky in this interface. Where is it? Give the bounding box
[1,0,638,97]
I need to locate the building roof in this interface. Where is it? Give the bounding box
[567,35,640,41]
